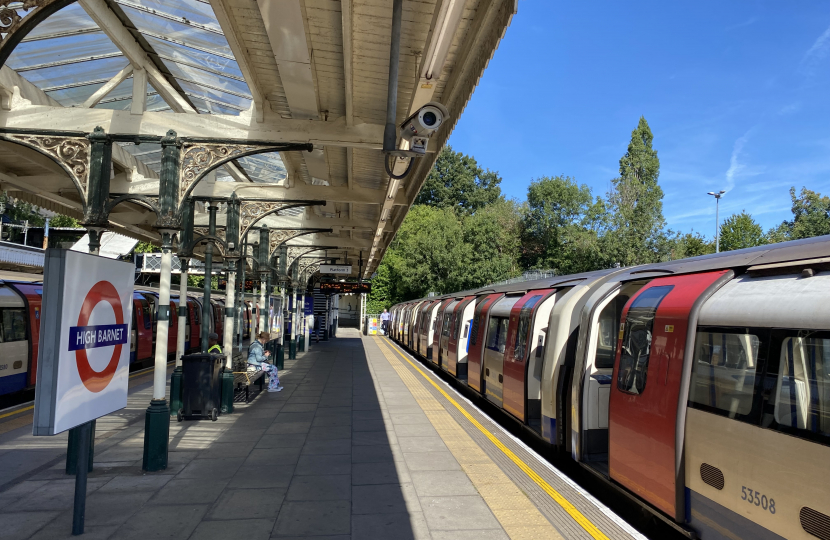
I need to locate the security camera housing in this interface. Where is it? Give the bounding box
[399,102,450,155]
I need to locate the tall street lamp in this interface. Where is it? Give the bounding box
[708,190,726,253]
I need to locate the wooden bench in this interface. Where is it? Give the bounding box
[232,358,265,403]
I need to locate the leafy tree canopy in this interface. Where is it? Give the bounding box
[720,211,766,252]
[521,175,607,274]
[770,187,830,241]
[414,146,503,214]
[605,116,667,266]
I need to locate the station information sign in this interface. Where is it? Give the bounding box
[33,250,135,436]
[319,282,371,294]
[319,264,352,275]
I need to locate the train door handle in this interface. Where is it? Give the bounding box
[486,368,490,376]
[498,374,503,383]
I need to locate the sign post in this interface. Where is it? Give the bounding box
[33,250,134,535]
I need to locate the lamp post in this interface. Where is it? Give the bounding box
[707,190,726,253]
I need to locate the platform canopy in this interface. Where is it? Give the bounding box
[0,0,515,279]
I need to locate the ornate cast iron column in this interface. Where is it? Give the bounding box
[83,126,112,255]
[220,193,241,414]
[170,199,193,417]
[201,201,218,352]
[258,226,269,337]
[144,130,181,473]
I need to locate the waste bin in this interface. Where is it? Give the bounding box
[178,353,225,422]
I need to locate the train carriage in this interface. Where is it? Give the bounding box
[441,296,476,379]
[390,236,830,540]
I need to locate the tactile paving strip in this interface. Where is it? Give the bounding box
[373,337,645,540]
[371,337,564,540]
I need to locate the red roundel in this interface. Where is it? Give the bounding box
[75,281,124,393]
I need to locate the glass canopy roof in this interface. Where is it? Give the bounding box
[6,0,287,184]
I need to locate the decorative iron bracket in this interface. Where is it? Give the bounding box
[0,130,90,200]
[239,200,325,237]
[0,0,79,69]
[177,139,312,207]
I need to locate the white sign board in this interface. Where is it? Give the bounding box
[320,264,352,275]
[33,250,134,436]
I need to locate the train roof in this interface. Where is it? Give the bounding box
[398,235,830,305]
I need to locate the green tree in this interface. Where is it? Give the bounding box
[765,187,830,243]
[461,199,523,288]
[1,192,45,226]
[49,214,81,227]
[367,255,399,313]
[521,176,607,274]
[134,241,160,253]
[385,206,466,298]
[788,187,830,239]
[605,117,667,266]
[719,211,766,251]
[669,231,715,259]
[414,146,503,214]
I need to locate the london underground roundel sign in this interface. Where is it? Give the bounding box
[33,250,135,436]
[69,281,128,393]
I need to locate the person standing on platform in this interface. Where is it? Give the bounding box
[208,332,222,354]
[380,309,390,335]
[248,331,282,392]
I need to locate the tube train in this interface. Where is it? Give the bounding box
[389,236,830,540]
[0,270,268,400]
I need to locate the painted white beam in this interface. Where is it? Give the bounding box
[209,0,268,122]
[193,213,376,231]
[0,106,385,149]
[130,67,147,115]
[223,161,250,182]
[256,0,319,121]
[109,173,406,205]
[0,66,61,109]
[83,65,133,108]
[78,0,196,114]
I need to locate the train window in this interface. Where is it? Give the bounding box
[1,309,26,342]
[442,312,454,337]
[595,295,629,369]
[141,300,151,329]
[486,317,509,354]
[616,285,673,395]
[769,334,830,440]
[689,330,761,417]
[514,295,542,361]
[470,298,493,347]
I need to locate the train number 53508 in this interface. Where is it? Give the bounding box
[741,486,776,514]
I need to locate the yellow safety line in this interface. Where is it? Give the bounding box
[379,337,610,540]
[0,404,33,420]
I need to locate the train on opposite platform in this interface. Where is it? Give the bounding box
[389,236,830,540]
[0,271,266,403]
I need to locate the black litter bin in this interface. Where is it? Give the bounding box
[178,353,225,422]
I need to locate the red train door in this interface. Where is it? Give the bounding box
[467,294,503,392]
[188,299,201,350]
[167,300,177,353]
[502,289,554,421]
[609,271,728,518]
[135,297,153,361]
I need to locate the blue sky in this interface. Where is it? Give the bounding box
[447,1,830,238]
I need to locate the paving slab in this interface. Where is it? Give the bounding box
[0,329,644,540]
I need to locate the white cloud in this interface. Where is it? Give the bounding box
[725,17,757,31]
[725,131,751,191]
[800,23,830,76]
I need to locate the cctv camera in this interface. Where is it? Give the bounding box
[400,102,449,155]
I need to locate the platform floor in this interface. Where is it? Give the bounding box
[0,329,644,540]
